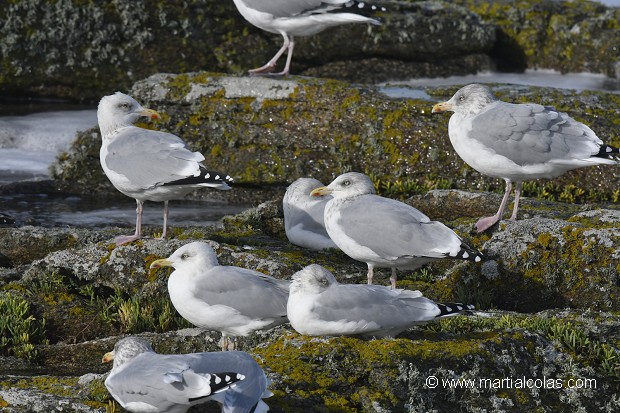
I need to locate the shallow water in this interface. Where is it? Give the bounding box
[379,69,620,99]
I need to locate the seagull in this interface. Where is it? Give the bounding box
[231,0,386,76]
[103,336,272,413]
[97,92,234,245]
[150,241,290,350]
[310,172,483,289]
[283,177,338,250]
[287,264,473,337]
[432,83,620,232]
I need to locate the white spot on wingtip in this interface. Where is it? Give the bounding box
[358,2,364,8]
[214,375,221,384]
[225,375,231,382]
[205,172,210,179]
[475,256,482,262]
[215,175,220,180]
[462,251,469,259]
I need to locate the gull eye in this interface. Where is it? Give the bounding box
[320,278,329,286]
[458,95,465,102]
[342,180,351,187]
[181,253,190,260]
[119,102,130,110]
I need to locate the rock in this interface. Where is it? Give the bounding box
[0,0,494,101]
[1,193,620,411]
[458,0,620,76]
[51,74,620,207]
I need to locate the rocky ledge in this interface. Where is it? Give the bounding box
[1,0,619,100]
[0,189,619,412]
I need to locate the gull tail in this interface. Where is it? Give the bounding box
[436,302,475,318]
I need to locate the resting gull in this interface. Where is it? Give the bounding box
[283,177,338,250]
[103,336,271,413]
[231,0,386,76]
[287,264,473,337]
[432,83,619,232]
[150,241,290,350]
[311,172,483,289]
[97,92,233,245]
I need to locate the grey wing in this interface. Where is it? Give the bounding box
[313,285,441,327]
[239,0,326,17]
[105,127,204,189]
[105,353,205,408]
[187,351,269,413]
[471,101,602,165]
[338,196,462,259]
[194,267,289,320]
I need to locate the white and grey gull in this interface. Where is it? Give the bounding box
[150,241,290,350]
[231,0,386,76]
[102,336,271,413]
[287,264,473,337]
[432,83,619,232]
[310,172,483,289]
[97,92,233,245]
[283,177,338,250]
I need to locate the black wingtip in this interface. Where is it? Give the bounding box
[436,302,475,317]
[163,167,234,188]
[595,144,620,159]
[449,243,484,263]
[187,372,245,402]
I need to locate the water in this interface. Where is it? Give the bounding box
[379,69,619,100]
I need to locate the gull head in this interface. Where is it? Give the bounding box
[432,83,497,116]
[309,172,376,199]
[291,264,337,295]
[150,241,220,273]
[103,336,154,369]
[97,92,161,137]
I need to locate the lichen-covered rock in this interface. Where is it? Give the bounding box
[456,0,620,76]
[50,74,620,208]
[0,0,495,100]
[1,193,620,412]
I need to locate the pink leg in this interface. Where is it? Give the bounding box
[367,265,375,285]
[116,200,143,245]
[249,32,291,76]
[390,268,397,289]
[156,201,169,240]
[509,182,522,221]
[475,180,513,232]
[279,36,295,76]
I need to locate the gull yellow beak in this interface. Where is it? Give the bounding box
[138,108,161,120]
[431,101,453,114]
[102,350,115,364]
[310,186,332,197]
[150,258,173,269]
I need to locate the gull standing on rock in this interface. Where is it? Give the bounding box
[231,0,386,76]
[287,264,473,337]
[432,83,619,232]
[97,92,234,245]
[103,336,272,413]
[283,177,338,250]
[150,241,290,350]
[311,172,483,289]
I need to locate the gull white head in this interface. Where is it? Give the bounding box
[310,172,376,199]
[150,241,220,272]
[102,336,153,369]
[97,92,160,137]
[432,84,498,117]
[291,264,337,295]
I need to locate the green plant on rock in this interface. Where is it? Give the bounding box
[117,295,189,334]
[0,292,47,361]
